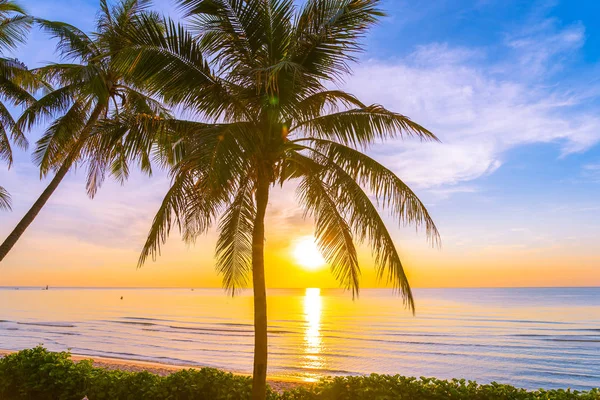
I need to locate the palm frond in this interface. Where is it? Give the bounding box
[294,152,361,297]
[0,0,27,15]
[139,171,193,266]
[215,177,255,294]
[120,86,170,116]
[181,0,264,74]
[137,120,254,264]
[174,123,257,243]
[83,129,135,198]
[109,140,130,183]
[259,0,295,70]
[0,185,10,210]
[291,0,384,82]
[84,143,109,198]
[301,138,440,245]
[16,84,76,132]
[35,19,99,62]
[91,114,200,179]
[286,89,365,123]
[32,63,100,89]
[83,107,176,198]
[112,17,223,108]
[172,122,258,210]
[98,0,161,55]
[99,0,153,31]
[292,104,438,148]
[0,119,11,165]
[139,168,226,267]
[32,100,90,175]
[0,99,22,165]
[0,2,32,51]
[0,58,39,106]
[307,147,417,309]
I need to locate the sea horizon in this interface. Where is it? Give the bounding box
[2,285,599,290]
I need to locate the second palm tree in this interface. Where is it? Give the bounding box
[0,0,166,260]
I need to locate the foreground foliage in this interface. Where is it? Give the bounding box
[0,347,276,400]
[0,348,597,400]
[282,376,600,400]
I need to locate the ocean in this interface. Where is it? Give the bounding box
[0,287,598,390]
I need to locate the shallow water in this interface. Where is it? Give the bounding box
[0,287,598,390]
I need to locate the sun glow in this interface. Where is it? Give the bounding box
[293,237,326,270]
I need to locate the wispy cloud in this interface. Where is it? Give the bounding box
[582,163,600,182]
[505,19,585,78]
[427,185,480,200]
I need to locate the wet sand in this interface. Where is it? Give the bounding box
[0,349,308,392]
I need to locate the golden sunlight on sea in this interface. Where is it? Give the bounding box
[302,288,323,382]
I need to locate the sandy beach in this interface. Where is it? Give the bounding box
[0,349,307,393]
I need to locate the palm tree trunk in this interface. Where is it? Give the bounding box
[0,105,104,263]
[251,171,270,400]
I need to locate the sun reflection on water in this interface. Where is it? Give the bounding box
[302,288,324,382]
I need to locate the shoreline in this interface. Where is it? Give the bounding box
[0,349,308,392]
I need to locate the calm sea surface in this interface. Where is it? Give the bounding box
[0,287,598,390]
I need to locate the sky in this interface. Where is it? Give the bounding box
[1,0,600,289]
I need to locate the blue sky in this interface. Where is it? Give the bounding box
[1,0,599,288]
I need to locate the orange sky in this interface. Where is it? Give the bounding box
[1,175,599,289]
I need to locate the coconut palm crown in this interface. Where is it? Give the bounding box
[115,1,440,399]
[0,0,168,259]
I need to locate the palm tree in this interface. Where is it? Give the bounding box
[0,0,167,261]
[0,0,36,211]
[115,1,440,399]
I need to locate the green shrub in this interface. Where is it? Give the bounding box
[0,348,598,400]
[0,347,88,400]
[281,375,600,400]
[0,347,275,400]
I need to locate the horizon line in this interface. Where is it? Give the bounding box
[1,285,598,290]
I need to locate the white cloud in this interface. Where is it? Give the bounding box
[375,142,501,189]
[340,22,600,192]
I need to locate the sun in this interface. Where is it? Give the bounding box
[293,236,326,270]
